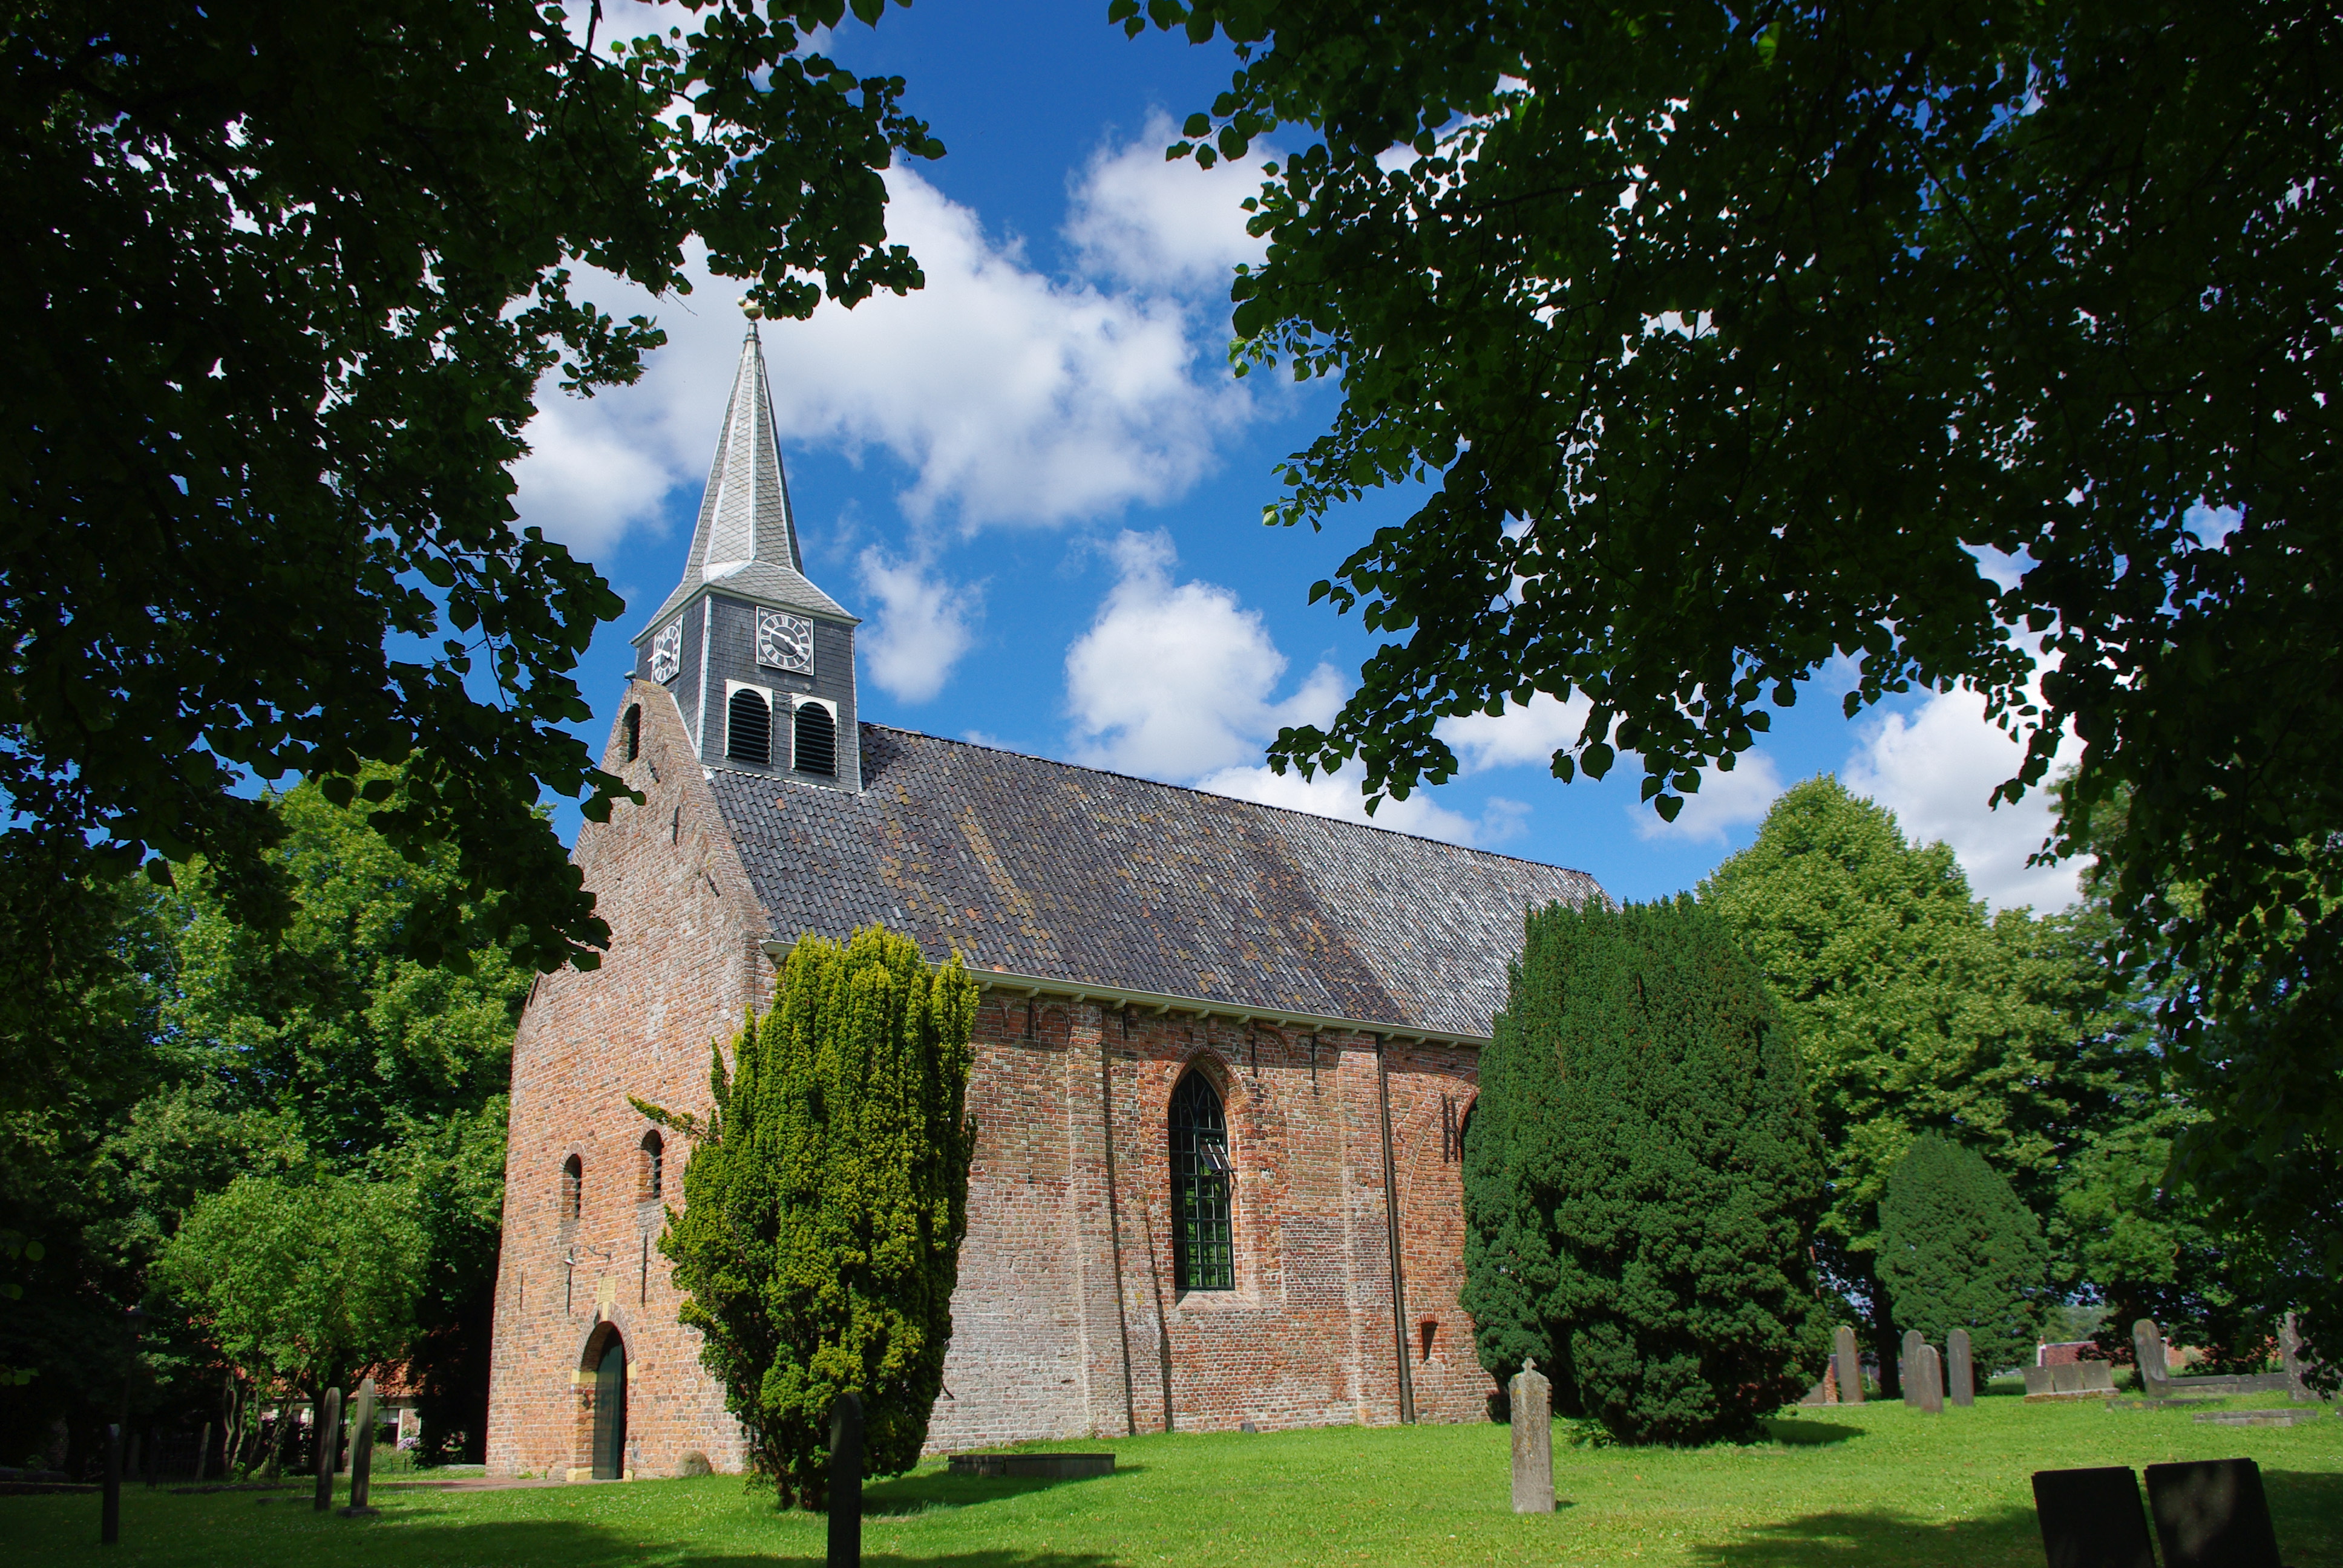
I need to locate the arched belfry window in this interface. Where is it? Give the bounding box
[560,1154,583,1221]
[623,704,641,762]
[793,699,836,777]
[727,686,771,765]
[1170,1071,1234,1292]
[640,1129,664,1202]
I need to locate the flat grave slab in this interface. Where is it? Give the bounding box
[948,1453,1115,1480]
[2191,1408,2325,1428]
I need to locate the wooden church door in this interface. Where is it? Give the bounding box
[592,1335,627,1479]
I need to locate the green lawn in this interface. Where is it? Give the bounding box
[7,1394,2338,1567]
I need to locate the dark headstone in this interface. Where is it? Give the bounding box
[2132,1318,2170,1396]
[1833,1324,1864,1405]
[341,1376,378,1516]
[827,1391,863,1568]
[312,1386,342,1513]
[1915,1345,1945,1414]
[1901,1329,1924,1405]
[1509,1359,1554,1514]
[1947,1328,1974,1406]
[2032,1465,2157,1568]
[100,1423,121,1545]
[2145,1458,2285,1568]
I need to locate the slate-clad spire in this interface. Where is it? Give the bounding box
[635,313,850,637]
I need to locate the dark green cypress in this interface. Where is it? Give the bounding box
[1463,896,1831,1444]
[1876,1134,2050,1376]
[649,926,976,1504]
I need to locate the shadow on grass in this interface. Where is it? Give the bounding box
[861,1466,1136,1518]
[1762,1419,1866,1447]
[1683,1470,2343,1568]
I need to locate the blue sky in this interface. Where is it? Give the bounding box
[517,0,2080,912]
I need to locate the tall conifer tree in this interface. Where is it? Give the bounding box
[1877,1134,2050,1375]
[1463,897,1829,1445]
[650,926,976,1505]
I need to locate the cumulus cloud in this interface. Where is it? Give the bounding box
[856,549,979,704]
[1193,761,1497,847]
[510,158,1253,561]
[1064,532,1343,777]
[1064,113,1272,293]
[1437,691,1591,774]
[1844,687,2085,912]
[1630,751,1788,846]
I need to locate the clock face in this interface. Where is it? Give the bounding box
[649,621,683,683]
[758,610,814,676]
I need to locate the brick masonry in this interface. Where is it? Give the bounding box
[487,684,1517,1477]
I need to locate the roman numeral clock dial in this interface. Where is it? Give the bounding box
[758,610,814,676]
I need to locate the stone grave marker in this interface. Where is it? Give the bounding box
[195,1421,211,1484]
[1947,1328,1974,1406]
[1509,1359,1555,1514]
[2133,1318,2171,1397]
[2280,1312,2310,1402]
[1833,1325,1864,1405]
[2145,1458,2286,1568]
[1901,1329,1924,1405]
[1916,1345,1945,1414]
[342,1376,379,1516]
[312,1385,342,1512]
[2032,1466,2157,1568]
[828,1390,863,1568]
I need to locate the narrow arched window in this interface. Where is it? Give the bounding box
[1169,1071,1233,1292]
[623,704,641,762]
[561,1154,583,1221]
[727,687,770,765]
[640,1130,664,1202]
[793,701,836,776]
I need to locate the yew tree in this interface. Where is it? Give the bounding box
[1122,1,2343,1363]
[2,0,940,971]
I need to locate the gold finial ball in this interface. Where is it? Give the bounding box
[739,295,764,321]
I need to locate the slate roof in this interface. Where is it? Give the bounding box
[710,726,1605,1040]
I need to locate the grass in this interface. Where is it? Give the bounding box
[5,1392,2338,1567]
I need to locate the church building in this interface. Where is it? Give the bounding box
[483,319,1607,1480]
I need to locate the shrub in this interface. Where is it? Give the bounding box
[1877,1134,2049,1374]
[1463,896,1830,1444]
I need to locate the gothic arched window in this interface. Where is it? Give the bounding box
[640,1130,664,1202]
[623,704,641,762]
[561,1154,583,1221]
[793,700,836,777]
[727,687,770,765]
[1169,1071,1233,1292]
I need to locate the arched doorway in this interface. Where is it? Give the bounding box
[590,1330,627,1480]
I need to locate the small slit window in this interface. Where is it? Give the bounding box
[640,1130,664,1202]
[727,687,771,766]
[1170,1071,1234,1292]
[560,1154,583,1221]
[793,700,836,777]
[622,704,641,762]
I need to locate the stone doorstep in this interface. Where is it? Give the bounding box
[946,1453,1115,1480]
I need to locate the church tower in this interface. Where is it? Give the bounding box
[631,312,862,791]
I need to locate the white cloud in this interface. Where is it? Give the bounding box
[1064,532,1342,778]
[1193,762,1490,846]
[1438,691,1591,774]
[1064,113,1271,293]
[1630,751,1787,846]
[510,162,1251,563]
[1844,687,2085,912]
[855,549,978,704]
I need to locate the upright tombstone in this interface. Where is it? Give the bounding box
[1509,1359,1555,1514]
[1915,1345,1946,1414]
[1833,1324,1866,1405]
[1947,1328,1975,1408]
[342,1377,379,1516]
[827,1391,863,1568]
[312,1385,342,1513]
[2133,1319,2172,1398]
[1901,1329,1924,1406]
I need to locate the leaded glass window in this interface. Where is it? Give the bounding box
[1170,1071,1233,1292]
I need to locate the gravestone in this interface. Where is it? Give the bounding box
[2132,1318,2171,1396]
[1915,1345,1945,1414]
[2145,1458,2286,1568]
[1947,1328,1974,1406]
[2032,1466,2157,1568]
[312,1385,342,1512]
[342,1376,378,1516]
[1901,1329,1924,1405]
[1833,1325,1865,1405]
[195,1421,211,1484]
[828,1390,863,1568]
[1509,1359,1555,1514]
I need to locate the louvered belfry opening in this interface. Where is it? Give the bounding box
[727,687,770,765]
[1170,1071,1234,1292]
[793,701,836,776]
